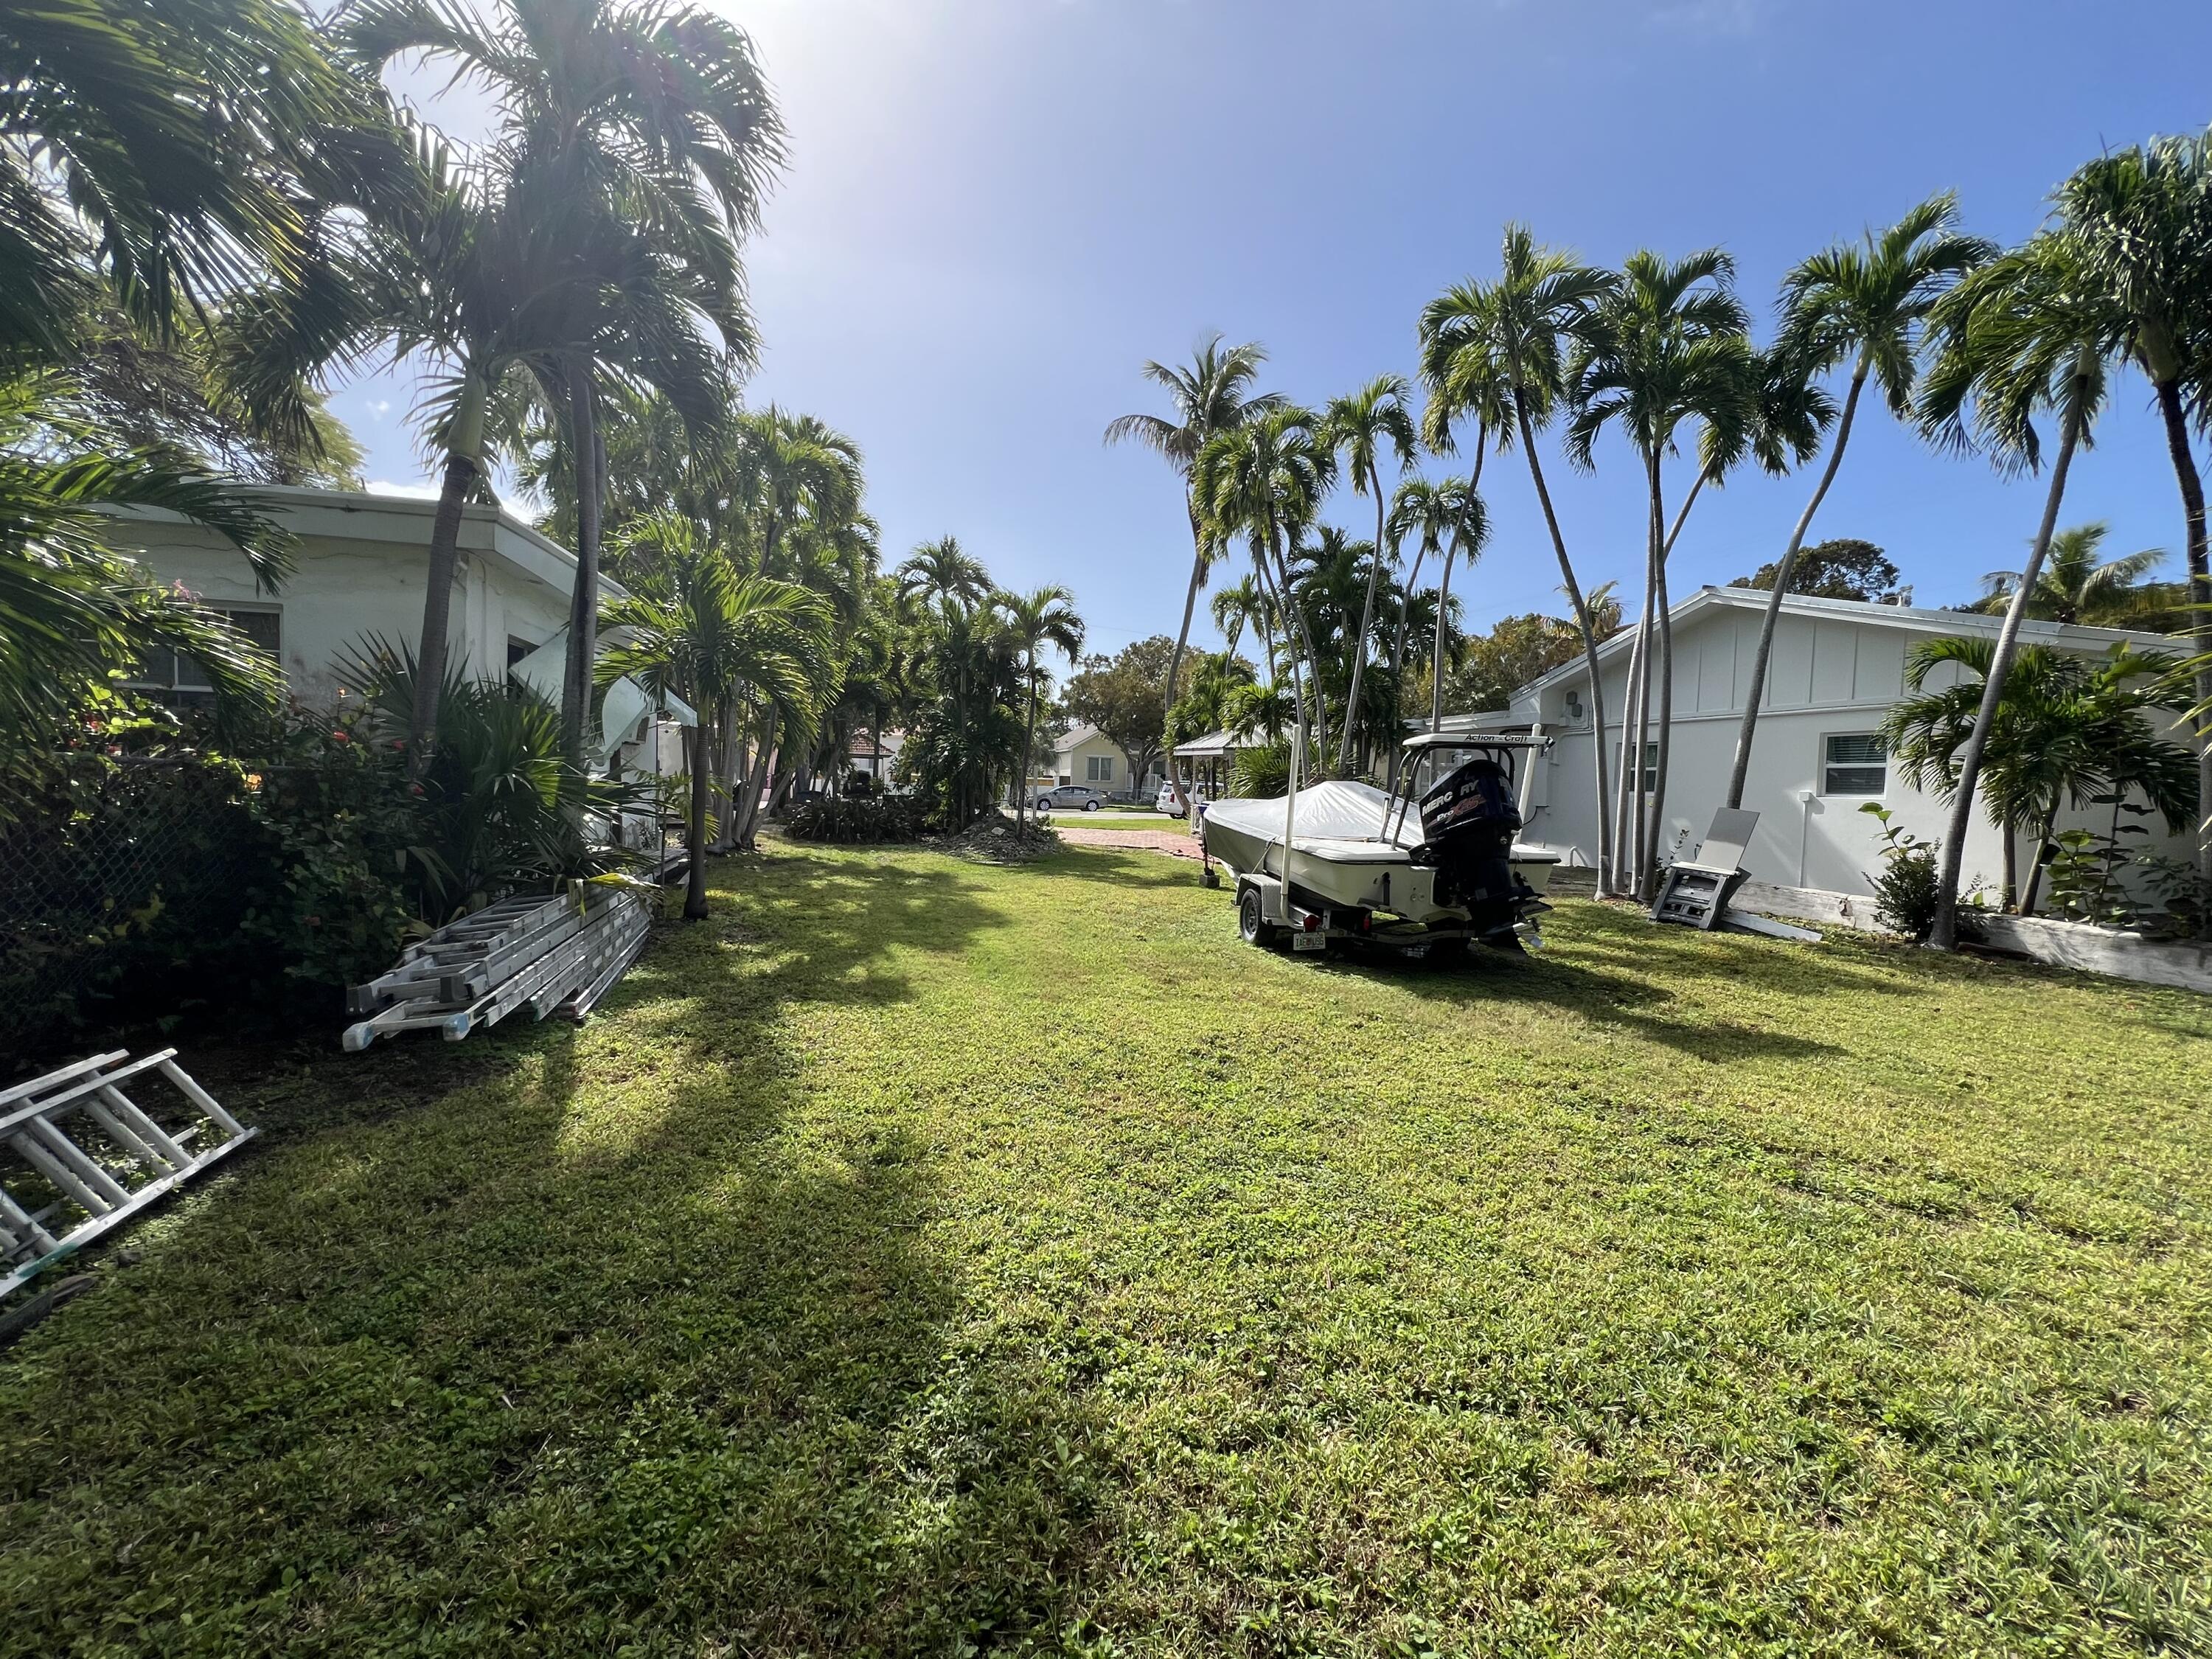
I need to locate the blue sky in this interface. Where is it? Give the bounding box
[348,0,2212,656]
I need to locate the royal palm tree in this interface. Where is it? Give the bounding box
[1191,407,1338,771]
[1726,194,1994,808]
[1565,248,1753,894]
[1421,228,1621,892]
[996,585,1085,829]
[1975,523,2171,628]
[599,513,834,919]
[1104,335,1285,806]
[341,0,787,775]
[1324,375,1418,772]
[1211,574,1273,672]
[2049,133,2212,895]
[1916,229,2112,948]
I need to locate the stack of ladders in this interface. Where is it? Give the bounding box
[1650,808,1821,943]
[342,886,653,1051]
[1,1050,254,1299]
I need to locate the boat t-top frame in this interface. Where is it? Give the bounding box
[1382,731,1553,847]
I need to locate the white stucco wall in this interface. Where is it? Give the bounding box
[1495,589,2197,902]
[98,488,596,710]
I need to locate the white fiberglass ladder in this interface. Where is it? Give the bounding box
[1,1049,256,1299]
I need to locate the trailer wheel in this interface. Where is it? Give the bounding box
[1237,886,1278,947]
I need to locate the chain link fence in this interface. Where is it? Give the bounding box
[1,758,266,1061]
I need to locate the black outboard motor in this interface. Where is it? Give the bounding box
[1411,756,1525,932]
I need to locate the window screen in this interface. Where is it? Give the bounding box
[129,607,279,694]
[1086,754,1113,782]
[1823,732,1887,795]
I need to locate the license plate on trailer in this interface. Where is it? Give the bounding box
[1293,931,1328,952]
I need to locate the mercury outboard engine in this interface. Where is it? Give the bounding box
[1411,755,1526,935]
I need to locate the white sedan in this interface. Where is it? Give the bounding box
[1155,781,1210,819]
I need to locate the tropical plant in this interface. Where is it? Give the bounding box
[598,513,836,919]
[1916,229,2115,947]
[1565,246,1753,895]
[1420,227,1621,893]
[1973,522,2171,627]
[1885,639,2196,916]
[1857,803,1946,940]
[338,0,787,775]
[995,585,1085,829]
[1726,194,1995,808]
[1323,375,1418,772]
[1191,408,1338,769]
[1210,574,1273,672]
[1105,335,1284,806]
[1167,650,1257,746]
[897,537,991,611]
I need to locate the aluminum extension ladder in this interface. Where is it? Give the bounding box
[1,1050,256,1299]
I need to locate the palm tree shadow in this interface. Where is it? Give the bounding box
[1,846,1113,1652]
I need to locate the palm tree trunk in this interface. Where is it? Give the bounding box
[1342,482,1388,773]
[1618,556,1653,897]
[1644,472,1676,894]
[560,361,604,784]
[731,709,776,850]
[1728,370,1866,809]
[1430,542,1458,733]
[408,447,478,776]
[2153,378,2212,930]
[1265,510,1329,762]
[1383,536,1433,796]
[1517,393,1615,895]
[2019,800,2062,917]
[683,722,711,922]
[1161,504,1208,815]
[1930,380,2085,950]
[1021,653,1039,832]
[2000,820,2020,914]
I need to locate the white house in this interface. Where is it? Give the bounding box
[1449,585,2197,902]
[1053,723,1164,797]
[97,484,692,775]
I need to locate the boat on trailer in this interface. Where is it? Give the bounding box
[1200,732,1559,959]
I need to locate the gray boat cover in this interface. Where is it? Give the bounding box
[1204,780,1419,849]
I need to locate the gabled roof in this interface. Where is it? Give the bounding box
[1053,723,1104,754]
[1511,584,2175,703]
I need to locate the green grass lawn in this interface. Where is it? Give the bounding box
[5,842,2211,1656]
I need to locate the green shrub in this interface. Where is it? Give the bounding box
[1231,741,1290,799]
[1858,802,1943,940]
[785,794,929,844]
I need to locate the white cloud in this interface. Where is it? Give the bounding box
[367,397,392,418]
[364,479,444,501]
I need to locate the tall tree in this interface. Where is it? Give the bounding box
[995,585,1085,829]
[1916,231,2111,949]
[2049,133,2212,896]
[1191,407,1338,771]
[1323,375,1418,773]
[1565,247,1752,894]
[341,0,787,776]
[1974,523,2169,627]
[1725,194,1994,808]
[1421,228,1621,893]
[1104,336,1284,808]
[897,537,990,609]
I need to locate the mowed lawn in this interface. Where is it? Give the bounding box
[5,843,2211,1657]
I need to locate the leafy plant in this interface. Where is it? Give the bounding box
[785,795,928,844]
[1231,741,1291,800]
[1858,802,1944,939]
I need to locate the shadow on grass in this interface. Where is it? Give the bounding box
[0,844,1113,1654]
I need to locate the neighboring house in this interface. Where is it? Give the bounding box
[1447,585,2195,901]
[846,728,905,790]
[1053,723,1164,797]
[96,484,691,779]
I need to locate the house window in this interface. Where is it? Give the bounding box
[1823,732,1888,796]
[507,635,539,669]
[128,606,280,696]
[1086,754,1113,783]
[1613,740,1658,793]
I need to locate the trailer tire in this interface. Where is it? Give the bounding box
[1237,886,1278,947]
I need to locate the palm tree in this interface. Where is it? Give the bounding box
[2049,134,2212,893]
[232,128,728,770]
[599,514,834,919]
[1425,480,1489,737]
[1211,574,1273,672]
[1725,194,1994,808]
[1975,523,2170,627]
[1323,375,1418,773]
[1565,248,1753,894]
[1916,230,2112,948]
[1105,335,1284,807]
[897,537,991,610]
[734,406,865,575]
[1421,228,1621,893]
[341,0,787,776]
[1885,639,2196,914]
[1380,478,1452,790]
[1191,408,1338,772]
[995,585,1085,829]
